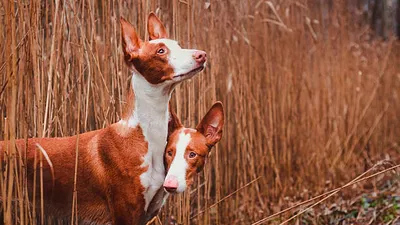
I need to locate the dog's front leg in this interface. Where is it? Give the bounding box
[107,190,146,225]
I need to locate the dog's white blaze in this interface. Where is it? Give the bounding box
[166,131,191,193]
[150,39,199,77]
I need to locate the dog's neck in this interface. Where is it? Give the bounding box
[121,71,172,151]
[119,71,172,211]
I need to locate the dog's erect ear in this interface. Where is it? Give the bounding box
[120,17,141,58]
[147,12,168,40]
[168,103,183,136]
[196,102,224,148]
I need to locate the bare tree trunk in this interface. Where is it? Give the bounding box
[371,0,399,38]
[396,0,400,36]
[320,0,399,38]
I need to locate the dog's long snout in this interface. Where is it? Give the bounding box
[194,51,207,64]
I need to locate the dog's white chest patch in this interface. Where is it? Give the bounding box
[139,129,167,212]
[119,72,170,212]
[137,110,168,212]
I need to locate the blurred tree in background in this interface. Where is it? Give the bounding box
[319,0,399,38]
[365,0,399,38]
[359,0,399,38]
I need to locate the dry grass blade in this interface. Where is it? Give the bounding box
[35,144,55,190]
[191,176,262,219]
[260,1,292,32]
[42,0,60,137]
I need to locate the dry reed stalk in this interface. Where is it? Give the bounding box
[71,16,83,225]
[191,176,262,220]
[39,145,43,225]
[3,0,18,223]
[1,118,8,223]
[32,142,38,225]
[16,1,29,218]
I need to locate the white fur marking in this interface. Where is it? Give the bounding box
[119,72,170,212]
[165,131,191,193]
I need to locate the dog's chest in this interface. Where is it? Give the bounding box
[139,118,168,212]
[125,74,171,213]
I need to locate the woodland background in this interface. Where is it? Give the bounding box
[0,0,400,224]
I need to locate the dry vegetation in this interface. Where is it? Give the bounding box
[0,0,399,224]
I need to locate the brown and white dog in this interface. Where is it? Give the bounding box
[0,13,206,225]
[145,102,224,222]
[164,102,224,194]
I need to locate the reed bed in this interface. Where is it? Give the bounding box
[0,0,399,224]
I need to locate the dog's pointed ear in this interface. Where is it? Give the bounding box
[120,17,141,58]
[196,102,224,148]
[168,104,183,136]
[147,12,168,40]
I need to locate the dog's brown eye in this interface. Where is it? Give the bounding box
[167,150,173,157]
[157,48,165,54]
[188,152,197,159]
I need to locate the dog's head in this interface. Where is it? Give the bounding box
[164,102,224,193]
[120,13,206,86]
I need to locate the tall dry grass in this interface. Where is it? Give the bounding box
[0,0,399,224]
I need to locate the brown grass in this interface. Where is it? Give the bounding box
[0,0,399,224]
